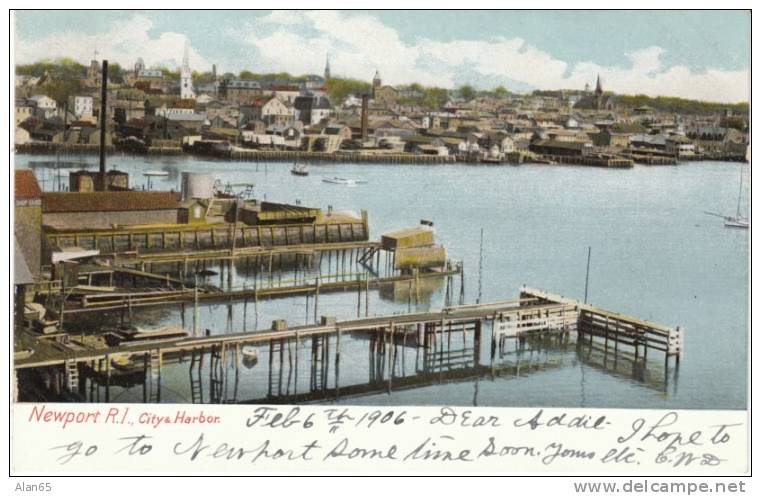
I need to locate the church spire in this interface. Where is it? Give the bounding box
[324,54,331,81]
[595,74,603,111]
[180,41,195,99]
[182,41,190,71]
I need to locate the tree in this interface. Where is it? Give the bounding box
[325,77,371,102]
[108,62,124,84]
[422,87,449,109]
[193,71,217,86]
[458,85,475,101]
[40,78,83,106]
[494,86,508,98]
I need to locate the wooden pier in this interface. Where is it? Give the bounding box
[519,287,682,364]
[60,267,460,314]
[540,154,634,168]
[226,149,457,164]
[15,286,682,405]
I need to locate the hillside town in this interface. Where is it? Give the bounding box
[15,46,749,166]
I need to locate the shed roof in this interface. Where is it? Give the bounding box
[15,170,42,200]
[42,191,180,213]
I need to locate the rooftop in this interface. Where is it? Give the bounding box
[42,191,180,213]
[15,170,42,200]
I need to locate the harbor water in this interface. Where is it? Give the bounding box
[15,154,749,410]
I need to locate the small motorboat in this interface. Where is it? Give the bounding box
[241,346,259,368]
[322,176,366,185]
[291,163,309,176]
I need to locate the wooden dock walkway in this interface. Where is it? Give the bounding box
[16,287,681,369]
[62,267,459,314]
[519,287,682,363]
[15,286,683,403]
[16,296,544,369]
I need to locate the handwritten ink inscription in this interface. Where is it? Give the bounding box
[16,405,744,472]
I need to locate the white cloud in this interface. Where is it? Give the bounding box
[241,11,748,103]
[15,15,211,72]
[15,11,749,103]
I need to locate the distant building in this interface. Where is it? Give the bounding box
[665,135,696,157]
[294,95,332,126]
[374,85,398,108]
[87,57,101,85]
[241,95,292,126]
[265,85,301,104]
[219,79,262,104]
[134,57,145,76]
[303,74,325,90]
[180,44,196,100]
[372,70,382,98]
[15,99,34,126]
[73,95,93,118]
[29,95,57,119]
[595,75,603,110]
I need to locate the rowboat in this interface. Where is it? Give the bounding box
[322,176,366,185]
[241,346,259,368]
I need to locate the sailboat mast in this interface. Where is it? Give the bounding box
[736,166,744,218]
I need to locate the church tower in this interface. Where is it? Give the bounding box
[134,57,145,78]
[595,75,603,111]
[324,55,331,81]
[372,70,382,98]
[180,42,195,100]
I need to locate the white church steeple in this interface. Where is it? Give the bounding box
[180,42,195,99]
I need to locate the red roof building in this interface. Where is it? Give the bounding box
[15,170,42,202]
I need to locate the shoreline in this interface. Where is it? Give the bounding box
[13,143,748,166]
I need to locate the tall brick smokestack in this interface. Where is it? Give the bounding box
[361,94,368,140]
[98,60,108,190]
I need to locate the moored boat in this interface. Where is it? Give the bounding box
[322,176,366,185]
[291,163,309,176]
[241,346,259,368]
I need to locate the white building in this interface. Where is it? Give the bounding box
[665,135,696,157]
[29,95,57,119]
[155,106,197,117]
[15,100,34,125]
[180,44,195,100]
[73,96,93,118]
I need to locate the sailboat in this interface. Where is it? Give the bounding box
[725,163,749,228]
[705,160,749,229]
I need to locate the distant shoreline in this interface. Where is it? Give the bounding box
[13,143,748,166]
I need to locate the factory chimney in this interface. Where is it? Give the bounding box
[98,59,109,191]
[361,93,369,140]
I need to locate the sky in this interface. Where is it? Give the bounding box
[13,10,750,103]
